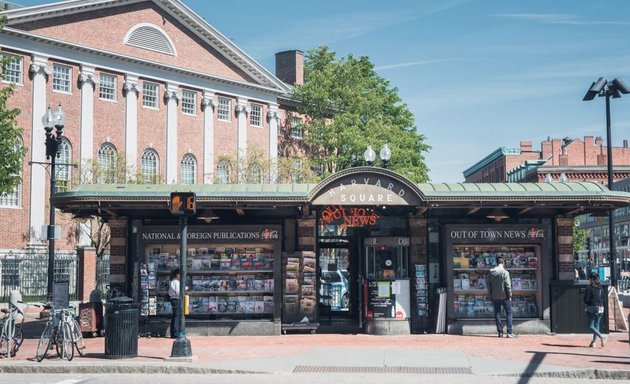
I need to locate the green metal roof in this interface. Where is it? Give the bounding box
[417,182,609,196]
[56,181,622,200]
[61,183,319,198]
[53,167,630,219]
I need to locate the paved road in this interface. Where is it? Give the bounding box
[1,374,629,384]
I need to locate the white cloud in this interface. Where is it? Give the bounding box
[375,59,455,71]
[237,0,469,57]
[495,13,630,26]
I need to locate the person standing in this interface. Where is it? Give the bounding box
[488,257,516,338]
[584,272,607,347]
[168,268,180,339]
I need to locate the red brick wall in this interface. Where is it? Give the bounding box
[135,79,167,180]
[0,50,32,249]
[214,94,238,170]
[14,2,254,84]
[247,101,269,157]
[178,86,204,183]
[77,246,96,302]
[93,70,125,170]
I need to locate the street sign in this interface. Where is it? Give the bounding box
[170,192,196,216]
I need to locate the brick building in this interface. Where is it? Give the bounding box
[463,136,630,183]
[0,0,306,253]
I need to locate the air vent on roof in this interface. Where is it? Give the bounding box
[125,24,176,56]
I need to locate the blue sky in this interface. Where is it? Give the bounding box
[15,0,630,181]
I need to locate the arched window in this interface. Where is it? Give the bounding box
[97,143,118,184]
[181,154,196,184]
[0,136,23,207]
[56,138,72,192]
[124,23,176,56]
[216,160,231,184]
[141,149,159,184]
[250,164,263,184]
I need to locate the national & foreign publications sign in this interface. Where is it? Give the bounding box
[140,226,280,243]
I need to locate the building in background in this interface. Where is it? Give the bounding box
[578,178,630,281]
[464,136,630,183]
[0,0,307,253]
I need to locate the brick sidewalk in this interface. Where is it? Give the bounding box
[3,331,629,373]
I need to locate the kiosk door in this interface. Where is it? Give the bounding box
[318,239,360,326]
[364,237,411,321]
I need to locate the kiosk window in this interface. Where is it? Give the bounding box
[365,241,409,280]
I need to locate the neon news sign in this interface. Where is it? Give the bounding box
[320,205,379,228]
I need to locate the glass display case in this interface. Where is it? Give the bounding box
[452,245,540,319]
[139,226,281,320]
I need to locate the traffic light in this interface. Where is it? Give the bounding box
[170,192,196,216]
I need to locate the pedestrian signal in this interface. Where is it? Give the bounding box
[170,192,196,216]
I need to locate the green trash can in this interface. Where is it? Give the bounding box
[104,297,138,359]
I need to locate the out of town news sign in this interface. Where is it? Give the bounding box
[312,173,422,206]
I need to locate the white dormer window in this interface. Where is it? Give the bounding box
[124,23,176,56]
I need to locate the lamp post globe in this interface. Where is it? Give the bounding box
[379,143,392,168]
[364,145,376,166]
[53,104,66,127]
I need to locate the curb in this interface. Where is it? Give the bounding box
[501,369,630,380]
[0,364,262,375]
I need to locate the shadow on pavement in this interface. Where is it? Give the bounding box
[517,351,545,384]
[541,343,584,348]
[592,360,630,365]
[526,350,630,360]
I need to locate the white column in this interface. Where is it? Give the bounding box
[165,83,180,184]
[27,55,49,246]
[267,105,279,183]
[201,91,217,184]
[78,221,92,247]
[235,98,249,183]
[123,75,139,179]
[78,66,95,176]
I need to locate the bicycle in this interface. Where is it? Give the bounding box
[35,305,84,361]
[66,307,85,357]
[0,301,25,358]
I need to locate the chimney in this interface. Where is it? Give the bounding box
[551,139,562,165]
[520,141,532,152]
[559,153,569,166]
[541,139,552,160]
[597,144,606,166]
[624,139,628,148]
[275,50,304,86]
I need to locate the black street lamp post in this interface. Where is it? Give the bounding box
[583,77,630,287]
[42,104,66,303]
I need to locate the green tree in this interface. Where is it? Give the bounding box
[291,46,430,182]
[573,217,588,254]
[0,17,27,195]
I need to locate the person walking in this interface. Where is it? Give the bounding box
[584,272,607,347]
[168,268,181,339]
[488,256,516,338]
